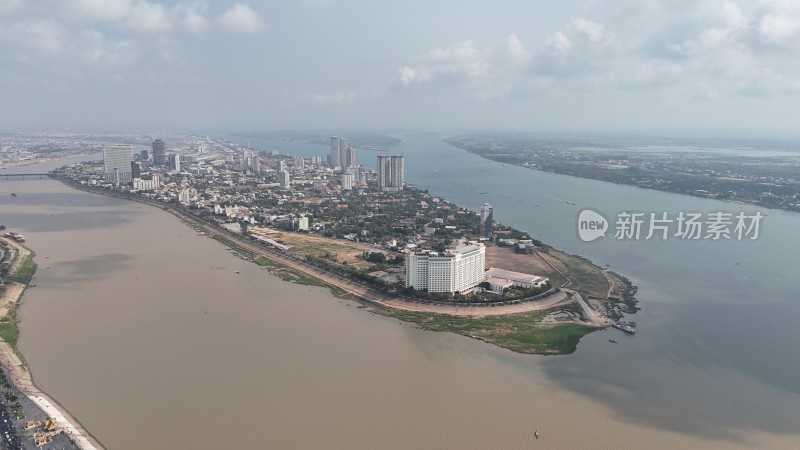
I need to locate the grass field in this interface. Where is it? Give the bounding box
[384,307,597,354]
[249,227,370,262]
[11,255,36,285]
[547,249,609,298]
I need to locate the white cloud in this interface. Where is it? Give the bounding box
[127,1,171,32]
[399,40,490,87]
[216,3,264,34]
[59,0,132,22]
[9,19,65,53]
[81,28,138,67]
[177,3,210,35]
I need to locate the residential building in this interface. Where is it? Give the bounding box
[103,144,134,183]
[168,154,181,172]
[377,155,404,192]
[330,136,340,166]
[279,170,291,189]
[480,203,493,237]
[152,138,167,165]
[341,172,353,190]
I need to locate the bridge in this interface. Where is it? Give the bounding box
[0,173,56,180]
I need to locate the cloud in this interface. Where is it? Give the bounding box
[303,91,355,103]
[216,3,263,34]
[127,1,171,32]
[399,40,490,87]
[81,28,138,68]
[176,3,210,35]
[9,19,65,53]
[57,0,132,21]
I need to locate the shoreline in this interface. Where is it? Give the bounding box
[0,237,106,450]
[54,177,612,323]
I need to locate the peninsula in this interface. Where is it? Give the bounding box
[48,133,638,355]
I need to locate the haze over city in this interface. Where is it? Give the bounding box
[3,0,800,132]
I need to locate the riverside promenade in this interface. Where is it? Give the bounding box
[56,179,585,320]
[0,237,105,450]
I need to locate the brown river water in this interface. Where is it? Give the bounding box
[1,162,798,449]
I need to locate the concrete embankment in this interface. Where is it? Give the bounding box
[0,237,105,450]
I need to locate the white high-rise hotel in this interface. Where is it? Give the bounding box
[103,144,134,183]
[405,241,486,293]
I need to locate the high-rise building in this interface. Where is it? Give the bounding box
[338,138,349,168]
[346,146,356,168]
[480,203,493,238]
[377,155,405,192]
[139,149,149,161]
[152,138,167,166]
[252,155,261,174]
[279,170,291,189]
[103,144,134,183]
[242,149,250,173]
[293,156,305,169]
[131,161,142,179]
[330,136,340,166]
[311,156,322,165]
[341,172,353,190]
[405,242,486,293]
[168,154,181,172]
[277,160,286,172]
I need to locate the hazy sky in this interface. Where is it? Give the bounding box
[2,0,800,132]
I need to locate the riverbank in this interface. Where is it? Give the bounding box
[0,237,105,450]
[53,177,620,354]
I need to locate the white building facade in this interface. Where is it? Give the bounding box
[103,144,134,183]
[405,242,486,293]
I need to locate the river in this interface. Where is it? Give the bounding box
[0,136,798,449]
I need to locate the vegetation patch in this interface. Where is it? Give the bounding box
[378,308,597,355]
[12,255,37,285]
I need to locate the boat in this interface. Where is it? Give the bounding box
[609,339,618,343]
[10,193,16,197]
[535,431,539,439]
[612,322,636,334]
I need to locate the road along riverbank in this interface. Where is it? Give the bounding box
[0,237,105,450]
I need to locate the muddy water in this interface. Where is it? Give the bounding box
[1,176,799,448]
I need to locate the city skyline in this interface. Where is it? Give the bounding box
[2,1,800,133]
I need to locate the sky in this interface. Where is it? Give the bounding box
[2,0,800,133]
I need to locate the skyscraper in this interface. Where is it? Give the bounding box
[168,154,181,172]
[377,155,405,192]
[330,136,340,166]
[250,154,260,174]
[279,170,291,189]
[152,138,166,166]
[346,145,356,168]
[480,203,493,238]
[103,144,134,183]
[338,138,348,168]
